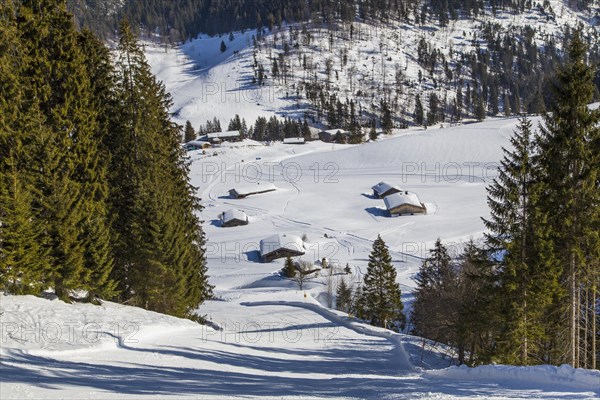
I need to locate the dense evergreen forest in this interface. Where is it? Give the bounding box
[66,0,599,41]
[0,0,212,319]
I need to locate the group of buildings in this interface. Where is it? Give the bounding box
[218,179,427,265]
[183,128,354,152]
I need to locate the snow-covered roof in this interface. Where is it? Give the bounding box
[259,234,305,257]
[220,209,247,223]
[283,137,305,144]
[183,140,210,148]
[230,182,277,196]
[371,181,401,195]
[220,138,264,147]
[320,129,349,135]
[383,192,424,210]
[207,130,240,139]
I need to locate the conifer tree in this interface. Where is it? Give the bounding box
[381,100,393,134]
[281,256,296,278]
[336,278,353,313]
[302,117,311,141]
[474,90,486,121]
[411,238,454,343]
[76,28,118,302]
[15,0,113,301]
[0,1,49,294]
[369,119,377,141]
[359,235,405,330]
[109,21,211,317]
[536,31,600,368]
[184,120,196,143]
[455,240,497,365]
[414,94,424,126]
[483,116,563,365]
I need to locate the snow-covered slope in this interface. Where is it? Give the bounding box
[4,115,599,399]
[2,290,599,399]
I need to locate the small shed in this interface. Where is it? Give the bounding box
[372,181,402,199]
[229,182,277,199]
[220,209,249,227]
[318,129,349,143]
[183,140,212,151]
[383,191,427,216]
[283,137,306,145]
[260,233,305,262]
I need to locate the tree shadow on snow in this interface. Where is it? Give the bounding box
[364,207,388,218]
[1,350,592,399]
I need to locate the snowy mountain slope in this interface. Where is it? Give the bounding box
[3,121,600,396]
[145,0,597,131]
[145,30,298,131]
[194,117,529,303]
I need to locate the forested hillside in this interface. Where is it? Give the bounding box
[66,0,600,131]
[0,0,212,318]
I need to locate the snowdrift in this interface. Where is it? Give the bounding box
[427,363,600,393]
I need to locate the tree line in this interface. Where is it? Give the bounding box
[410,32,599,369]
[0,0,212,319]
[66,0,597,42]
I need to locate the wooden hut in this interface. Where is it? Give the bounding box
[220,209,249,227]
[183,140,212,151]
[318,129,349,143]
[371,181,402,198]
[229,182,277,199]
[383,191,427,216]
[259,234,305,262]
[283,137,306,144]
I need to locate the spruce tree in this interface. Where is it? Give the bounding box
[15,0,113,301]
[0,1,49,293]
[109,21,212,317]
[184,120,196,143]
[411,238,454,343]
[414,94,424,126]
[359,235,405,330]
[381,100,393,135]
[336,278,353,313]
[76,28,118,302]
[536,31,600,368]
[483,116,563,365]
[281,256,296,278]
[369,119,377,141]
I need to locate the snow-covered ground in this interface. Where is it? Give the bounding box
[3,117,599,399]
[2,292,599,399]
